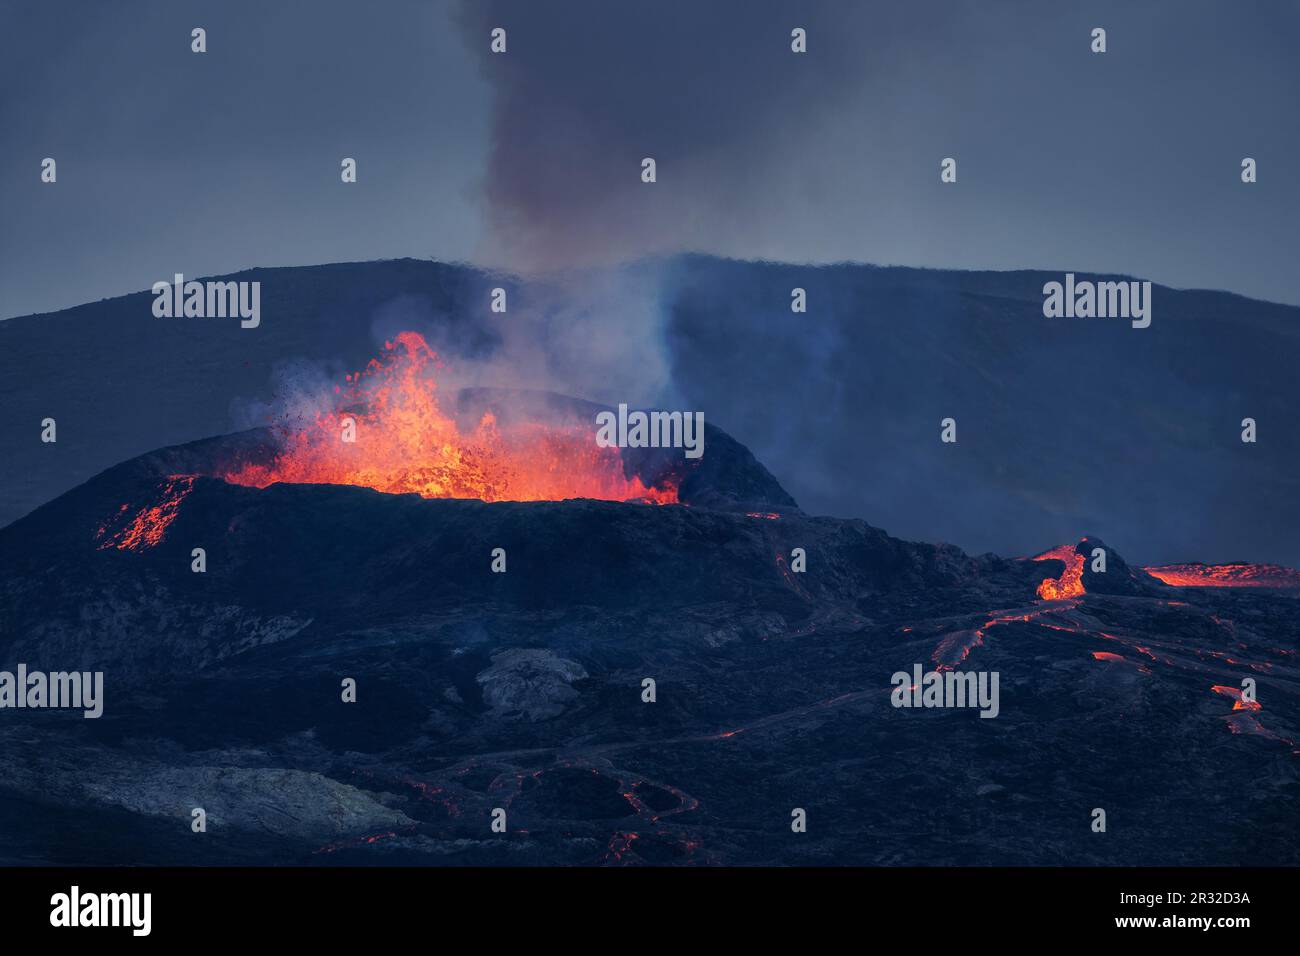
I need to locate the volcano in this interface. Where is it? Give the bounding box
[1032,537,1168,601]
[1,350,1297,866]
[81,331,794,544]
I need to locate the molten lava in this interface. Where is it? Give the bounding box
[1033,544,1085,600]
[222,332,678,504]
[1142,563,1300,589]
[96,475,196,551]
[1211,684,1262,712]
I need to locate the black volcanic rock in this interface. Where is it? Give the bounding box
[0,449,1028,680]
[1,407,1297,867]
[3,439,1299,868]
[1077,536,1168,596]
[476,649,588,721]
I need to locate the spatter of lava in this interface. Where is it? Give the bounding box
[1033,543,1085,600]
[222,332,678,504]
[95,475,196,551]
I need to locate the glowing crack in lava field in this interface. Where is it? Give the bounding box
[223,331,678,505]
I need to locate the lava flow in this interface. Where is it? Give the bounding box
[96,475,196,551]
[1033,544,1085,600]
[222,332,678,504]
[1211,684,1263,712]
[1143,563,1300,589]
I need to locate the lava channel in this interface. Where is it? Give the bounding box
[1033,544,1085,600]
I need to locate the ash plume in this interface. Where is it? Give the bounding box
[453,0,926,272]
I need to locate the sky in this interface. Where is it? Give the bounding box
[2,0,1298,319]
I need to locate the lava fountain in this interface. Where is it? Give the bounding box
[221,332,679,504]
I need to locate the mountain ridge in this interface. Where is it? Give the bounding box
[4,255,1299,566]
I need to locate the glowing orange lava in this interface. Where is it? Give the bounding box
[1211,684,1262,712]
[1143,563,1300,589]
[1034,544,1085,600]
[222,332,678,504]
[96,475,196,551]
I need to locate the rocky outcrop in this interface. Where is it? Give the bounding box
[476,649,588,721]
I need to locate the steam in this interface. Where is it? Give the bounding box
[228,261,683,442]
[367,261,682,410]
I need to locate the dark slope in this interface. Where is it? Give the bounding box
[0,439,1297,865]
[660,255,1300,565]
[0,420,1029,678]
